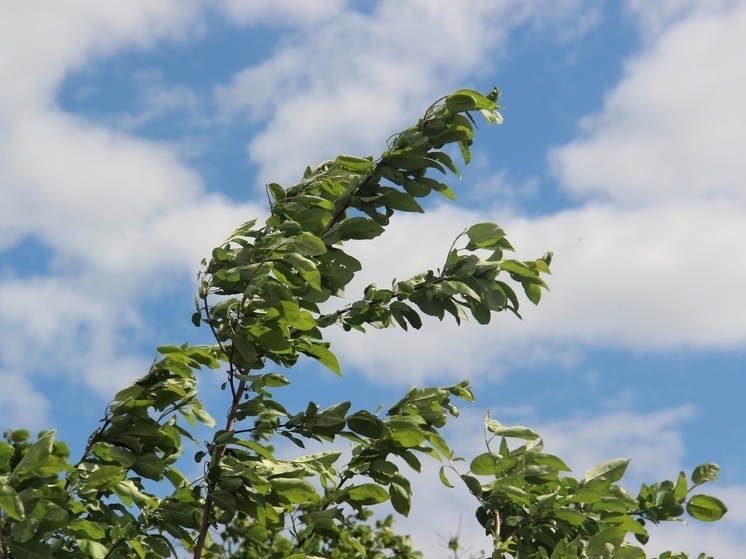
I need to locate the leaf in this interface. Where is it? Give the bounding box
[389,481,411,516]
[192,408,216,428]
[233,439,278,463]
[298,341,342,376]
[377,188,424,213]
[82,464,126,489]
[336,154,374,173]
[336,217,386,241]
[460,474,483,498]
[582,458,630,485]
[439,465,454,488]
[7,541,54,559]
[271,478,317,504]
[692,463,720,484]
[674,470,688,501]
[485,419,539,441]
[67,518,106,540]
[292,232,327,256]
[13,430,55,476]
[211,489,237,515]
[585,527,626,558]
[686,494,728,521]
[448,89,495,110]
[77,539,109,559]
[551,507,587,526]
[428,151,461,178]
[470,453,501,476]
[283,253,322,291]
[346,412,387,439]
[230,325,258,364]
[467,223,505,247]
[344,483,391,505]
[0,484,25,521]
[0,441,13,469]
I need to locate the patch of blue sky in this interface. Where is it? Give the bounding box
[0,236,56,278]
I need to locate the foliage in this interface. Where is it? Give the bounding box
[0,88,726,559]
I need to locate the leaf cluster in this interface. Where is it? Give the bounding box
[440,415,726,559]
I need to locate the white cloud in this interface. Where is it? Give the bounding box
[625,0,741,37]
[0,371,51,431]
[320,197,746,386]
[0,3,264,399]
[215,0,601,187]
[552,2,746,207]
[216,0,348,27]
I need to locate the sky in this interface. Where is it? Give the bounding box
[0,1,744,557]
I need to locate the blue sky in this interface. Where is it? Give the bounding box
[1,1,745,557]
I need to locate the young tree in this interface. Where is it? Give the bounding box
[0,88,726,559]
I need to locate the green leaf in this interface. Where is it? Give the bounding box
[551,507,587,526]
[292,232,327,256]
[686,494,728,521]
[692,463,720,484]
[0,484,25,521]
[332,217,385,242]
[445,93,478,112]
[467,223,505,247]
[428,151,461,178]
[448,89,495,110]
[192,407,216,428]
[470,452,501,476]
[298,341,342,375]
[233,439,278,463]
[77,539,108,559]
[485,419,539,440]
[212,489,237,515]
[585,527,626,558]
[344,483,391,505]
[283,252,322,291]
[460,474,483,498]
[582,458,630,485]
[230,325,258,364]
[7,541,54,559]
[81,464,126,489]
[674,470,688,501]
[13,430,55,476]
[271,478,317,504]
[67,518,106,540]
[389,481,411,516]
[439,465,454,488]
[10,517,39,543]
[336,154,374,172]
[346,412,387,439]
[377,188,424,213]
[0,441,14,469]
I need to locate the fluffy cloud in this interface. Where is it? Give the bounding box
[215,0,601,187]
[0,2,261,400]
[552,2,746,206]
[0,371,51,431]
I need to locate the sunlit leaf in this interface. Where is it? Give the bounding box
[686,495,728,521]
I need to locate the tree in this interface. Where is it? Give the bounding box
[0,88,726,559]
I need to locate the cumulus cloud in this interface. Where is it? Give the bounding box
[0,371,51,431]
[552,2,746,206]
[215,0,601,187]
[0,2,262,398]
